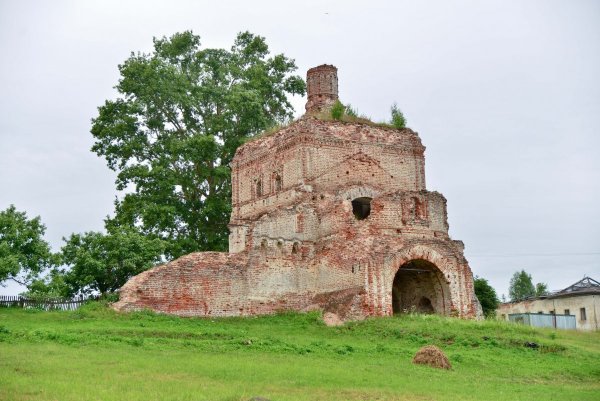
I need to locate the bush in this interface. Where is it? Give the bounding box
[330,100,345,120]
[390,103,406,129]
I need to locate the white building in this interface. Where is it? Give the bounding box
[497,277,600,331]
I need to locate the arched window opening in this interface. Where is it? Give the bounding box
[352,197,372,220]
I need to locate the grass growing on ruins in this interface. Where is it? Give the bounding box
[1,302,599,401]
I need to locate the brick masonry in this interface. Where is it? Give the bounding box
[113,65,482,320]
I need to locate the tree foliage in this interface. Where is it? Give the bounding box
[61,227,165,295]
[473,276,499,318]
[22,269,71,299]
[0,205,57,286]
[390,103,406,129]
[535,282,548,297]
[509,269,548,301]
[91,31,305,259]
[509,270,535,301]
[330,100,345,120]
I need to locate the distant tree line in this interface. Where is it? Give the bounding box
[0,204,165,297]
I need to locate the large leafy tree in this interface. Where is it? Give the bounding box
[61,227,165,296]
[473,276,499,318]
[0,205,58,286]
[91,31,305,258]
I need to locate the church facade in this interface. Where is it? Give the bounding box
[113,65,481,320]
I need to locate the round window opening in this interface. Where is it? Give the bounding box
[352,197,372,220]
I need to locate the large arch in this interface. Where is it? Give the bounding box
[392,259,450,315]
[383,245,455,316]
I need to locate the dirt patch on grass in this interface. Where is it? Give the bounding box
[323,312,344,327]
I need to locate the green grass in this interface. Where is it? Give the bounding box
[1,303,599,401]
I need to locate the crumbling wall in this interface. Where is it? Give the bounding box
[115,65,480,320]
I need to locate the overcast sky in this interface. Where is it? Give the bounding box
[1,0,599,298]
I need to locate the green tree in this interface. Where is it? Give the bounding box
[0,205,57,286]
[508,269,536,301]
[535,282,548,297]
[61,227,165,296]
[473,276,499,318]
[21,269,71,299]
[390,103,406,129]
[91,31,305,259]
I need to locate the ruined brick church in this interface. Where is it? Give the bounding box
[114,65,481,320]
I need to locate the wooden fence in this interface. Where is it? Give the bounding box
[0,295,98,311]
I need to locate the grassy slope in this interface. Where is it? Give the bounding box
[0,303,598,401]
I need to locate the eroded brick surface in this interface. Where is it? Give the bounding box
[113,65,481,319]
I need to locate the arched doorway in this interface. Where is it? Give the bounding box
[392,259,449,315]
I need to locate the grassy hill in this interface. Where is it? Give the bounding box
[1,302,598,401]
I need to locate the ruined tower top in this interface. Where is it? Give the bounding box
[305,64,338,113]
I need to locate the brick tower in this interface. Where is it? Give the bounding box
[305,64,339,112]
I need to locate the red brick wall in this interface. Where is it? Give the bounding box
[114,69,480,321]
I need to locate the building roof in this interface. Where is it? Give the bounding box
[553,276,600,296]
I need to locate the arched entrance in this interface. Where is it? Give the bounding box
[392,259,450,315]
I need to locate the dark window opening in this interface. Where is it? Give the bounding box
[580,307,587,321]
[352,197,372,220]
[564,309,570,316]
[292,242,299,254]
[274,174,282,192]
[256,179,262,197]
